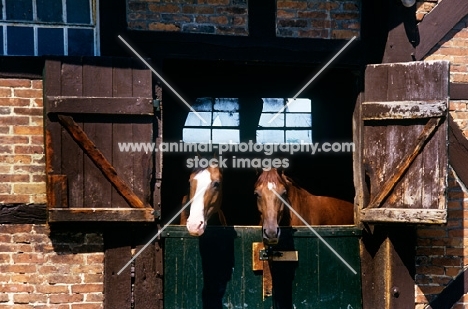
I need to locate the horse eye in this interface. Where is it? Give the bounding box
[212,181,220,188]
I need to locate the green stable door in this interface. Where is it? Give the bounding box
[163,226,362,309]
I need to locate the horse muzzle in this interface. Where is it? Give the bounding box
[187,220,206,236]
[263,227,281,245]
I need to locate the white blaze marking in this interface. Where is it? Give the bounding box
[188,169,211,228]
[267,182,275,191]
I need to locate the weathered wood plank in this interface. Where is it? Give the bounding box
[83,57,113,208]
[416,0,468,60]
[134,225,160,309]
[46,175,68,209]
[48,208,154,222]
[104,229,132,309]
[46,97,153,114]
[112,59,135,209]
[60,61,84,208]
[44,60,62,176]
[361,208,447,224]
[366,118,441,209]
[362,100,447,120]
[57,115,148,209]
[0,204,47,224]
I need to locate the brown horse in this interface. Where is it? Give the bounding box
[180,166,226,236]
[254,168,354,245]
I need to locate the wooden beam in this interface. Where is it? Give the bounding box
[57,115,149,209]
[449,114,468,187]
[366,117,442,209]
[362,100,447,120]
[361,208,447,224]
[429,267,468,309]
[48,208,154,222]
[450,82,468,100]
[46,175,68,209]
[416,0,468,60]
[0,204,47,224]
[47,96,154,115]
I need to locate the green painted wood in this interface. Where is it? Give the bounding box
[163,226,361,309]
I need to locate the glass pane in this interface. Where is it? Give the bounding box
[68,28,94,55]
[67,0,91,24]
[38,28,64,55]
[286,113,311,127]
[286,98,311,113]
[184,112,211,127]
[261,98,284,112]
[258,113,284,127]
[214,98,239,111]
[183,128,211,143]
[212,112,239,127]
[286,130,312,143]
[192,97,212,111]
[37,0,63,22]
[256,130,284,143]
[6,0,33,21]
[212,129,239,143]
[7,26,34,55]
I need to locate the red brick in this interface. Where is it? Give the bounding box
[0,225,33,233]
[0,252,11,262]
[13,183,45,195]
[416,228,447,238]
[13,126,43,135]
[0,127,9,134]
[13,89,42,98]
[32,98,43,107]
[0,98,30,107]
[0,174,29,182]
[14,145,44,155]
[200,0,229,4]
[13,107,43,116]
[86,254,104,264]
[10,273,44,284]
[49,254,84,264]
[148,23,181,31]
[446,267,463,277]
[148,4,180,13]
[13,252,45,264]
[277,1,308,10]
[0,88,12,97]
[50,294,84,303]
[0,116,29,125]
[71,304,102,309]
[0,264,36,273]
[0,79,31,88]
[36,285,69,294]
[31,135,44,145]
[416,247,445,255]
[331,29,358,39]
[298,11,327,19]
[182,5,215,14]
[13,293,47,304]
[209,16,228,25]
[14,165,45,174]
[0,184,11,194]
[31,80,42,89]
[416,265,445,275]
[0,136,29,144]
[71,284,103,293]
[277,10,296,18]
[0,195,30,204]
[0,145,12,154]
[46,274,81,284]
[33,175,46,182]
[432,257,462,267]
[0,284,34,293]
[83,274,103,283]
[30,116,43,126]
[86,294,104,302]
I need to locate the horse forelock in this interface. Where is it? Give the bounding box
[255,169,286,188]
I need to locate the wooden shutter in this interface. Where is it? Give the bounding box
[44,57,160,222]
[354,61,449,224]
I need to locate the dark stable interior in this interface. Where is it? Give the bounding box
[161,59,359,226]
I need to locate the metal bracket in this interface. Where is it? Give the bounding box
[259,248,298,262]
[153,99,161,111]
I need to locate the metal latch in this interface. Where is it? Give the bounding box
[153,99,161,111]
[259,247,298,262]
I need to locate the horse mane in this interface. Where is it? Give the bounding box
[255,168,287,188]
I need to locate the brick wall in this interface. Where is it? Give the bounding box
[276,0,360,39]
[127,0,249,35]
[0,79,46,204]
[126,0,361,39]
[0,224,104,308]
[416,0,440,22]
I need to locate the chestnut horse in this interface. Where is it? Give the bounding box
[254,168,354,245]
[180,166,226,236]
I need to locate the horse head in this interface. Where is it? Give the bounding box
[254,168,289,245]
[186,165,223,236]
